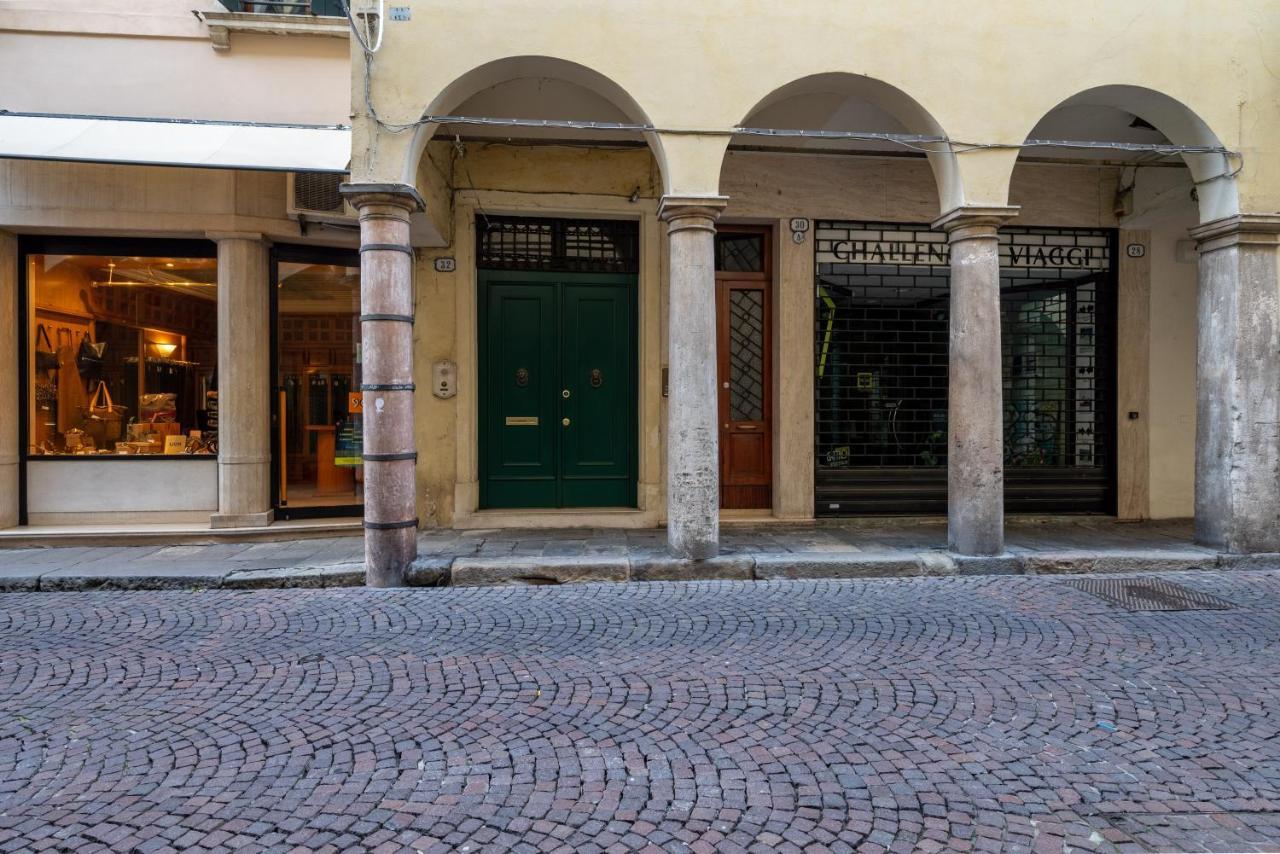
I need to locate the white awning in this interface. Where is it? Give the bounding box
[0,113,351,172]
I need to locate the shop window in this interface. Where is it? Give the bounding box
[27,252,218,457]
[813,222,1115,514]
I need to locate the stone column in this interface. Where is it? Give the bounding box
[932,206,1019,556]
[0,230,18,528]
[341,183,423,587]
[1189,214,1280,553]
[659,196,726,559]
[209,232,272,528]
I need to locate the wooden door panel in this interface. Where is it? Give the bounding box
[480,281,557,508]
[723,431,768,483]
[560,283,633,507]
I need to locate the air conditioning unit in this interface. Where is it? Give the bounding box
[287,171,355,224]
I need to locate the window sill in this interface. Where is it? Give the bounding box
[26,455,218,462]
[199,11,348,50]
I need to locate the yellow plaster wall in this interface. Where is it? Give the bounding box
[354,0,1280,215]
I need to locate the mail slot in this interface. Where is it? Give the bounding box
[505,415,539,426]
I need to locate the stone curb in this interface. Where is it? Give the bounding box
[2,549,1277,592]
[222,563,365,590]
[629,555,754,582]
[752,552,923,580]
[450,555,630,587]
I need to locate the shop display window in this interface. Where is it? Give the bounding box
[27,252,218,457]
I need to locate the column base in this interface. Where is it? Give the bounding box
[210,509,274,529]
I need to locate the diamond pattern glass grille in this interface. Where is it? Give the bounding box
[477,215,639,274]
[729,289,765,422]
[814,221,1114,514]
[716,233,764,273]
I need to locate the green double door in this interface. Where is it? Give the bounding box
[479,270,637,508]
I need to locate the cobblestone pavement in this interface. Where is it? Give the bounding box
[1,571,1279,853]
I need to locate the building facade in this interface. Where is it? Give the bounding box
[0,0,363,529]
[3,1,1279,585]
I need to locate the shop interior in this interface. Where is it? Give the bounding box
[275,259,363,512]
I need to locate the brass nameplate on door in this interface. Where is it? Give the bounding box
[505,416,539,426]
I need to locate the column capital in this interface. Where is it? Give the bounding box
[932,205,1020,240]
[1189,213,1280,253]
[340,182,426,213]
[659,195,728,233]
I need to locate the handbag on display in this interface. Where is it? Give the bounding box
[34,325,58,373]
[77,335,106,379]
[139,392,177,421]
[55,330,87,434]
[128,413,182,443]
[82,381,126,444]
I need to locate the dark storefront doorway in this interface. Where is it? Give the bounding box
[270,245,363,520]
[715,227,773,509]
[477,216,638,509]
[814,222,1116,515]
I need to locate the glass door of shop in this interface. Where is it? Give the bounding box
[270,246,363,519]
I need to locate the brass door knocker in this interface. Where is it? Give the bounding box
[515,367,529,387]
[589,368,604,388]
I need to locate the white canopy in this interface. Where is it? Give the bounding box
[0,113,351,172]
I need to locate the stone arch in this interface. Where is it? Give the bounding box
[1009,84,1239,223]
[724,72,963,212]
[401,55,667,188]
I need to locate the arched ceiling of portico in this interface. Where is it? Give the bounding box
[725,72,961,213]
[999,85,1241,223]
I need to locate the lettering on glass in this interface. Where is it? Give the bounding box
[816,233,1108,270]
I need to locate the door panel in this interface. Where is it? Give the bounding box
[481,282,557,508]
[717,278,772,509]
[561,284,633,506]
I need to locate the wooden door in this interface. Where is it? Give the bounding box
[715,227,772,509]
[479,270,638,509]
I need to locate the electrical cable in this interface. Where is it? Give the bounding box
[413,114,1244,184]
[416,114,1233,155]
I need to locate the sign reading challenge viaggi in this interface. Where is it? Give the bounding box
[815,222,1110,270]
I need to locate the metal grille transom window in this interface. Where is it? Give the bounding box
[477,215,639,274]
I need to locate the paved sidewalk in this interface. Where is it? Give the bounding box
[2,571,1279,851]
[0,517,1274,591]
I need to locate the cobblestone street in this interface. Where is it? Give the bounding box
[1,571,1279,853]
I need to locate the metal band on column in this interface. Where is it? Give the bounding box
[360,313,415,324]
